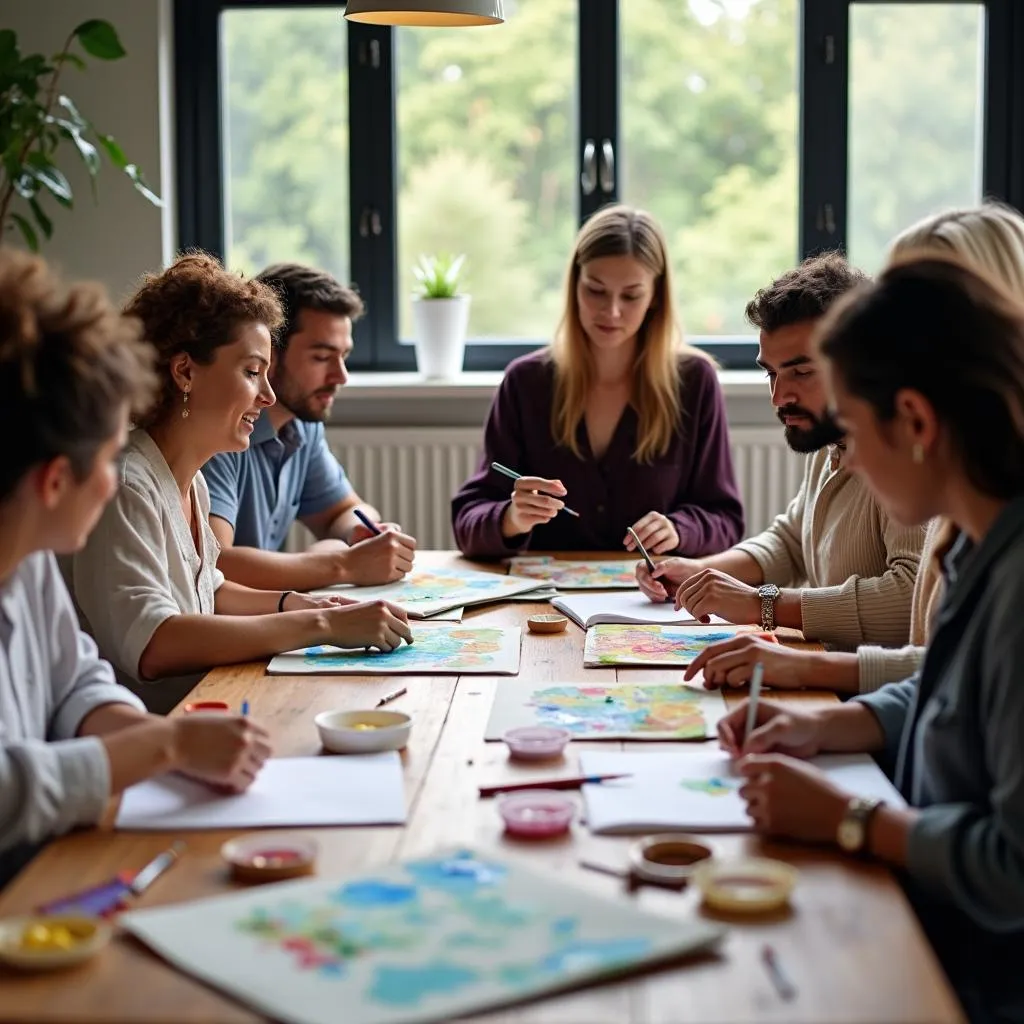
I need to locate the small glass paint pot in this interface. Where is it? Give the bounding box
[221,834,318,883]
[182,700,231,714]
[498,790,575,838]
[629,834,713,886]
[503,726,571,761]
[693,857,798,914]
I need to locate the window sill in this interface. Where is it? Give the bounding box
[344,369,768,401]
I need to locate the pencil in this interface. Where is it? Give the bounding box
[376,686,407,707]
[489,462,580,518]
[626,526,656,573]
[353,508,383,536]
[240,699,249,717]
[479,773,631,797]
[744,661,765,746]
[761,944,797,1000]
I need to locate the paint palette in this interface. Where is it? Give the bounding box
[222,834,318,883]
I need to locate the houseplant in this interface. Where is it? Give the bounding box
[0,19,161,250]
[411,252,471,378]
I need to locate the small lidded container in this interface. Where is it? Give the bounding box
[502,726,571,762]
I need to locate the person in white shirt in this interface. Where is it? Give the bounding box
[0,249,271,887]
[73,253,412,712]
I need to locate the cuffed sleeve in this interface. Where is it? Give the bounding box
[856,643,926,693]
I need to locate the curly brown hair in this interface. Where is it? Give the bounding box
[125,251,284,427]
[0,248,155,503]
[746,252,869,333]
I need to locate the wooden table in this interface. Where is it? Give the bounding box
[0,552,963,1023]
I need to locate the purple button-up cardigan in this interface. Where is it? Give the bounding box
[451,351,745,558]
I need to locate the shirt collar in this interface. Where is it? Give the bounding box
[251,410,306,453]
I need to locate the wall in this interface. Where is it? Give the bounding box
[3,0,172,303]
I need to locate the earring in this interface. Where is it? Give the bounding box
[181,388,190,420]
[912,442,924,464]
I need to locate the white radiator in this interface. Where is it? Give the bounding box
[298,426,804,551]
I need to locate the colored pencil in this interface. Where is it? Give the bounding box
[744,661,765,745]
[761,944,797,1000]
[240,699,249,717]
[376,686,407,707]
[479,773,631,797]
[489,462,580,517]
[626,526,656,573]
[353,508,383,536]
[128,841,186,897]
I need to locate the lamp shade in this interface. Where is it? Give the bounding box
[344,0,504,26]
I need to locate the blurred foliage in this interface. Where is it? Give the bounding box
[222,0,983,340]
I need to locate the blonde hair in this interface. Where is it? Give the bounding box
[550,204,704,463]
[889,202,1024,297]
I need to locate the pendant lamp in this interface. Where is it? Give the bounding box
[344,0,504,26]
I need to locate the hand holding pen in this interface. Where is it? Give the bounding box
[491,463,580,538]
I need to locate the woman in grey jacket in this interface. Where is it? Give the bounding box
[719,254,1024,1022]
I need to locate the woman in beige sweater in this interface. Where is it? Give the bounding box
[686,202,1024,693]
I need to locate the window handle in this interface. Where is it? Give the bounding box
[599,138,615,194]
[359,207,382,238]
[581,139,597,196]
[816,202,837,235]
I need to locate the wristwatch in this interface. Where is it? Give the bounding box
[757,583,781,631]
[837,797,883,854]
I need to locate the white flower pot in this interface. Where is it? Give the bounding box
[411,295,471,379]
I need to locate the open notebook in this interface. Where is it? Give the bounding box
[552,591,726,629]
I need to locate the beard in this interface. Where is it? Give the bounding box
[777,404,845,453]
[270,374,337,423]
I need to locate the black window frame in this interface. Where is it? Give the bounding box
[176,0,1024,374]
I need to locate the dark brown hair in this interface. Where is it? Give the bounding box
[255,263,363,351]
[0,249,155,502]
[125,252,283,427]
[819,253,1024,499]
[746,252,869,333]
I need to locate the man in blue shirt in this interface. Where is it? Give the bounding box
[203,264,417,591]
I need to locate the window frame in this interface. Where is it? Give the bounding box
[176,0,1024,374]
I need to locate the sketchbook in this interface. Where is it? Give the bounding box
[552,591,726,629]
[579,749,905,834]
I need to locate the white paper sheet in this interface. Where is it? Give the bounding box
[552,591,726,628]
[115,754,406,830]
[580,748,905,834]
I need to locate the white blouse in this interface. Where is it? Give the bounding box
[73,429,225,712]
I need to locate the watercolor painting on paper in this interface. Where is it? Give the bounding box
[121,847,724,1024]
[314,566,544,617]
[485,682,727,741]
[507,557,638,590]
[266,626,521,676]
[583,624,750,667]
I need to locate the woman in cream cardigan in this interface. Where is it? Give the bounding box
[73,254,411,712]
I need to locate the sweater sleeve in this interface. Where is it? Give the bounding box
[902,603,1024,933]
[733,458,810,585]
[451,369,531,558]
[856,644,927,693]
[0,556,142,854]
[799,511,923,649]
[853,677,917,763]
[666,359,745,556]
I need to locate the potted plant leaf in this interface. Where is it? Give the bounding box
[0,20,161,250]
[411,252,470,379]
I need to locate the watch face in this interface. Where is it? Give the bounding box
[837,818,864,853]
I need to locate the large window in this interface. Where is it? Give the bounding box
[177,0,1024,371]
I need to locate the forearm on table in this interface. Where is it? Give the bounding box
[138,611,327,680]
[815,701,886,753]
[98,717,181,794]
[801,650,860,693]
[216,546,341,593]
[214,580,295,615]
[699,549,765,584]
[866,804,915,868]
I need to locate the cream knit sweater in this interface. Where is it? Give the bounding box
[734,446,926,656]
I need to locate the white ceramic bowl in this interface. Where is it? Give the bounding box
[314,709,412,754]
[0,915,111,971]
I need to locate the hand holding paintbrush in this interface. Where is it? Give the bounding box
[492,463,580,537]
